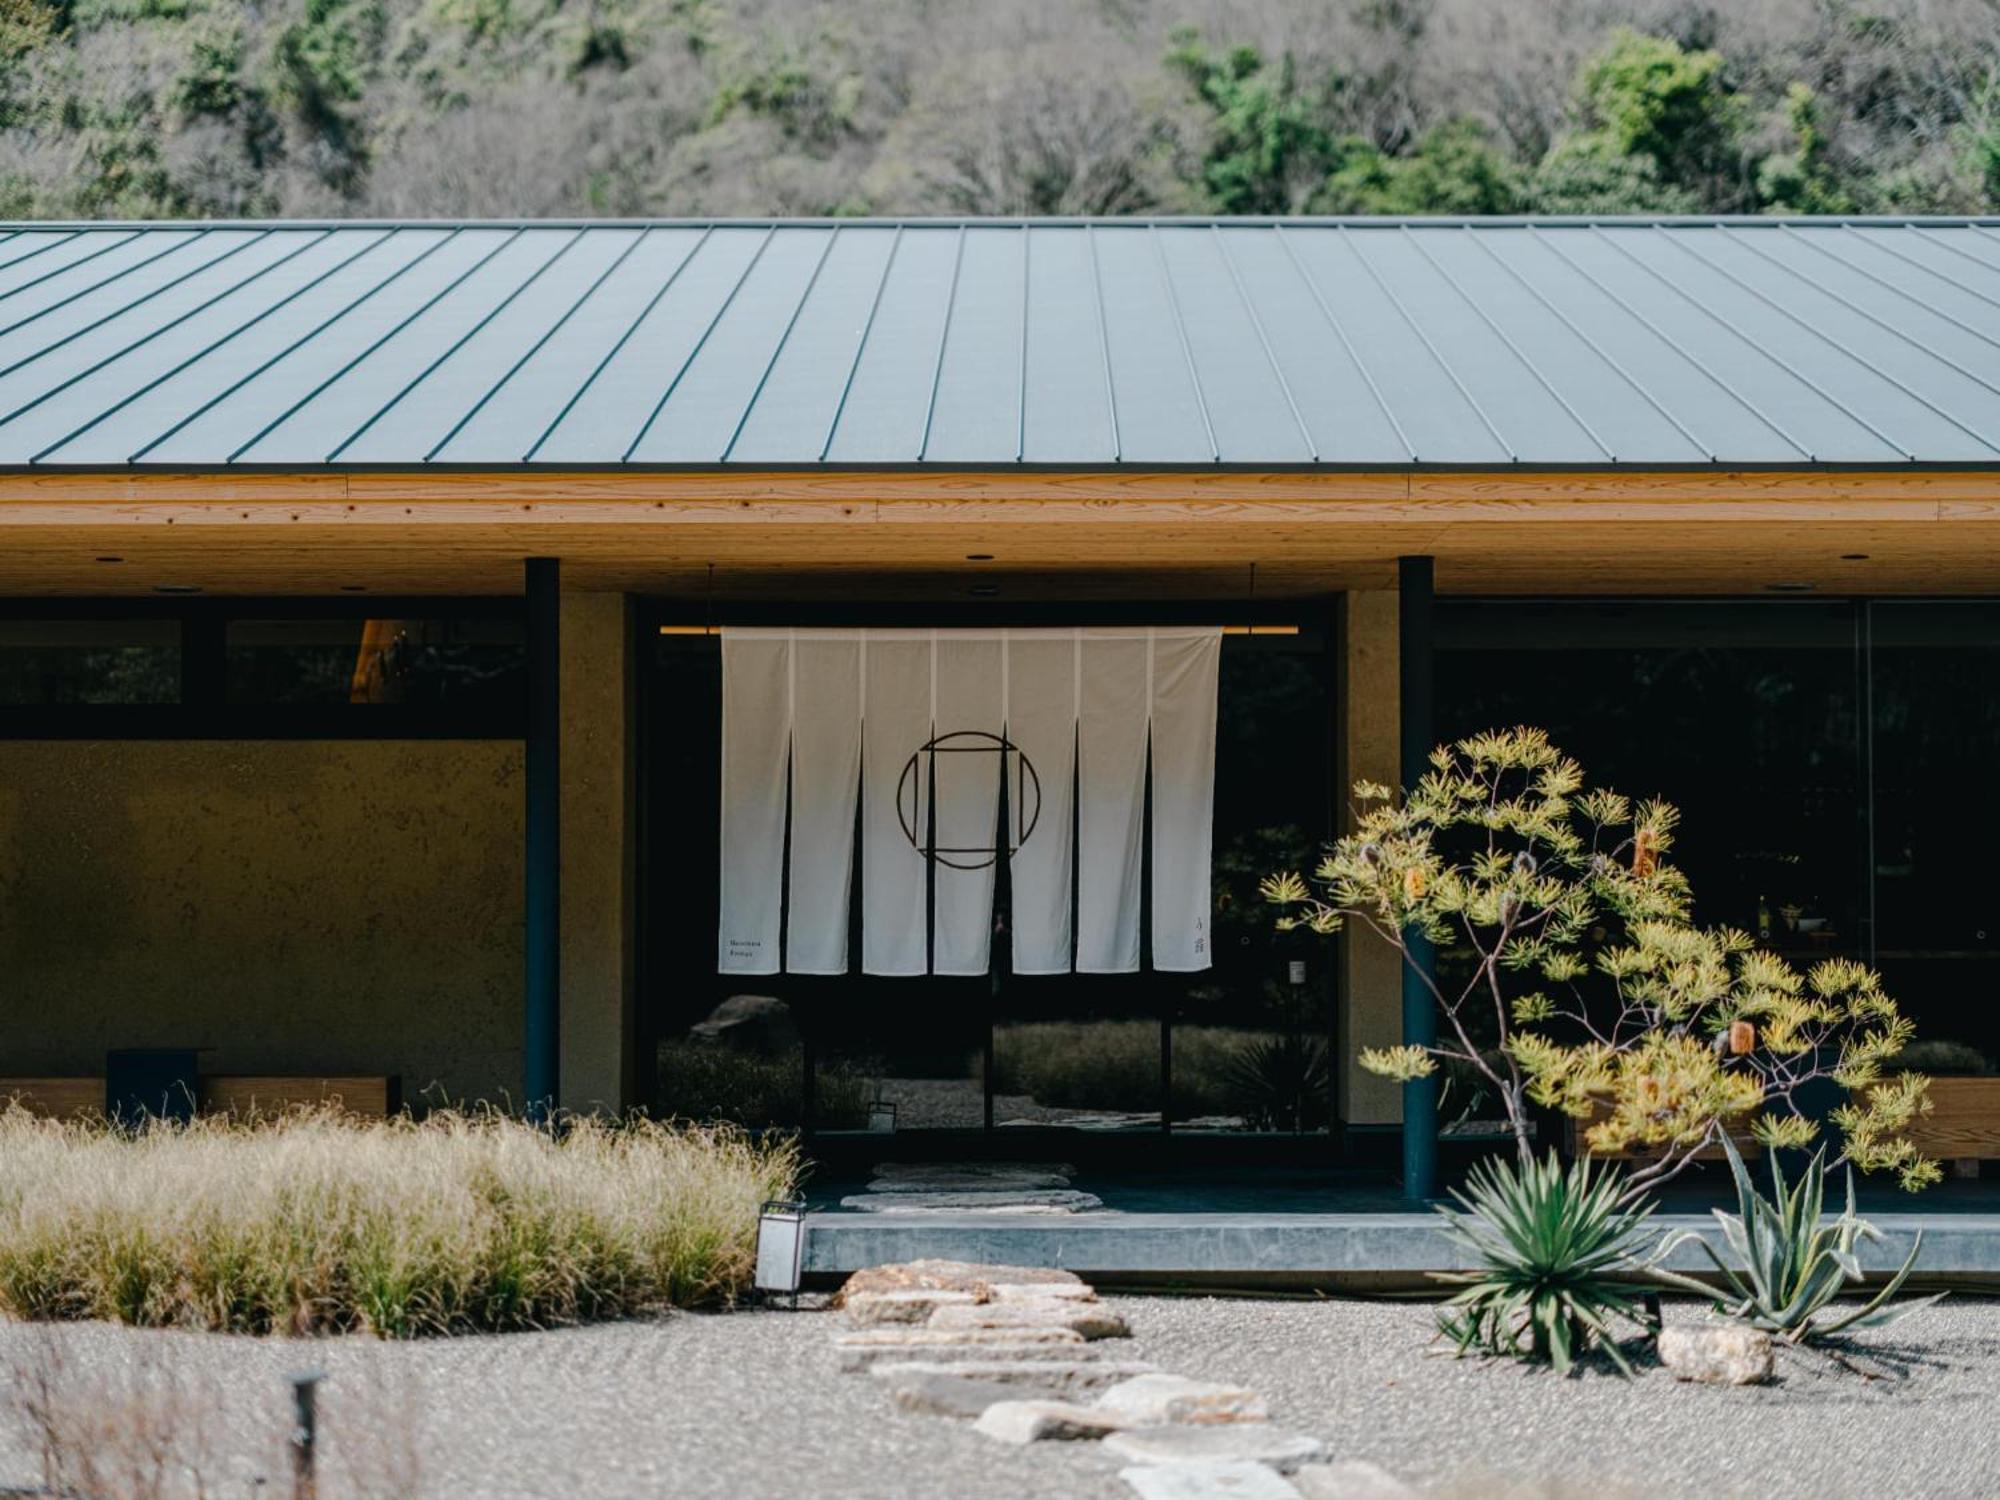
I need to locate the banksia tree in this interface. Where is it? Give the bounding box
[1262,728,1938,1194]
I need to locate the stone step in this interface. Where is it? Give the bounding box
[840,1340,1100,1374]
[843,1288,983,1326]
[839,1189,1105,1214]
[832,1336,1080,1360]
[837,1259,1088,1301]
[865,1173,1075,1194]
[1094,1373,1268,1426]
[1105,1425,1328,1473]
[868,1358,1160,1394]
[887,1374,1052,1419]
[872,1162,1077,1179]
[1122,1462,1306,1500]
[973,1399,1137,1444]
[929,1299,1130,1339]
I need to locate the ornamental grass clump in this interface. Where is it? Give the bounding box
[1263,727,1937,1197]
[0,1104,797,1336]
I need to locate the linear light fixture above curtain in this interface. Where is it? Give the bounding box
[717,626,1221,978]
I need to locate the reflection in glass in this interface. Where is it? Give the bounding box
[0,619,179,704]
[1436,602,1863,952]
[225,617,525,706]
[1870,604,2000,1065]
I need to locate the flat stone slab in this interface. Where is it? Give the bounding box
[873,1162,1076,1179]
[987,1281,1098,1302]
[1095,1373,1268,1426]
[866,1173,1076,1193]
[832,1336,1080,1360]
[930,1299,1130,1339]
[1122,1461,1306,1499]
[887,1374,1054,1419]
[840,1190,1106,1214]
[1291,1462,1421,1500]
[837,1259,1088,1301]
[974,1399,1136,1443]
[868,1358,1160,1393]
[1105,1425,1327,1472]
[839,1339,1096,1373]
[844,1288,982,1326]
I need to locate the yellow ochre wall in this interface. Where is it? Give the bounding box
[0,739,525,1103]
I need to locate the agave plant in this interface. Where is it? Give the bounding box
[1693,1134,1944,1345]
[1435,1151,1676,1375]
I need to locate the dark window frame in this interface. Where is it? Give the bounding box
[0,596,527,739]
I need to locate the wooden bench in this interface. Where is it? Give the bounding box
[0,1077,103,1119]
[1899,1077,2000,1178]
[199,1076,402,1117]
[2,1075,401,1119]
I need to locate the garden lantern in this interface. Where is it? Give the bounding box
[754,1197,808,1302]
[867,1097,898,1134]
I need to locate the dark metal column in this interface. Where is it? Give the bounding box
[524,557,561,1120]
[1398,556,1438,1201]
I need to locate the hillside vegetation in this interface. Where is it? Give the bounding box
[1,0,1996,219]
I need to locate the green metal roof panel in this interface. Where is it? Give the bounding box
[0,216,1994,469]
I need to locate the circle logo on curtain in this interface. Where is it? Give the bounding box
[896,731,1041,869]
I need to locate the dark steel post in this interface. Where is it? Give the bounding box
[525,557,561,1121]
[1399,556,1439,1202]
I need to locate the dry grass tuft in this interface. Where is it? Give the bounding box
[0,1105,797,1336]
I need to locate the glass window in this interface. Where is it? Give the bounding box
[225,617,525,708]
[1436,601,1865,955]
[1869,603,2000,1063]
[1176,645,1332,1134]
[0,619,179,704]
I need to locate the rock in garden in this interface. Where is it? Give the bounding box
[838,1259,1086,1302]
[686,994,799,1055]
[974,1399,1137,1443]
[869,1359,1161,1393]
[888,1375,1057,1419]
[930,1299,1130,1339]
[1095,1373,1269,1426]
[837,1335,1087,1373]
[1121,1461,1307,1500]
[1291,1461,1422,1500]
[1105,1425,1327,1472]
[986,1280,1099,1302]
[832,1336,1080,1360]
[843,1288,982,1327]
[839,1189,1105,1213]
[1658,1325,1774,1385]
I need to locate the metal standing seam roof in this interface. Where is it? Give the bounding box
[0,216,1995,469]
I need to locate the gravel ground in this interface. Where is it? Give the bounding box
[2,1297,1996,1499]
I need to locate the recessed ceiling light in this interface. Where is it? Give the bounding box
[966,553,994,562]
[94,555,123,563]
[968,584,1000,597]
[1840,553,1869,561]
[1764,582,1816,593]
[151,583,202,595]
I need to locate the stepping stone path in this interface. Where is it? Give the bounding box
[838,1160,1106,1213]
[827,1258,1428,1498]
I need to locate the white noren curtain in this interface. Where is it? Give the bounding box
[718,626,1219,977]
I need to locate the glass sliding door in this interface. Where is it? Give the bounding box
[1435,601,1865,952]
[1868,603,2000,1065]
